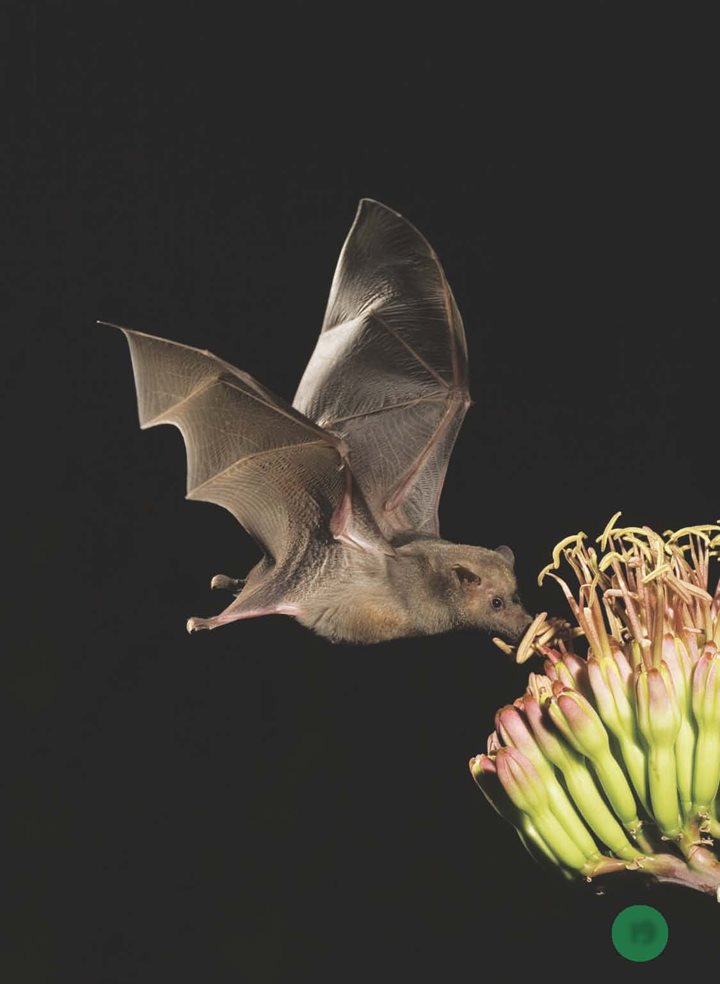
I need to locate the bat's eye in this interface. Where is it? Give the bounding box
[492,596,505,610]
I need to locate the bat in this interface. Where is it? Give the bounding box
[105,199,532,644]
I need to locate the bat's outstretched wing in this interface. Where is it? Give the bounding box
[293,199,471,540]
[107,324,390,629]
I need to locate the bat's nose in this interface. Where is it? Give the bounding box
[508,609,533,641]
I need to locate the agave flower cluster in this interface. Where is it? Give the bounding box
[471,517,720,896]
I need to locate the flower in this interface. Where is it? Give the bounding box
[471,517,720,896]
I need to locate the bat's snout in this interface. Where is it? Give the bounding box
[500,607,533,644]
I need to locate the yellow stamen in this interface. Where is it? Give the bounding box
[641,564,672,584]
[598,511,623,549]
[552,533,587,569]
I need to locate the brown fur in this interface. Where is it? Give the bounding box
[293,538,532,645]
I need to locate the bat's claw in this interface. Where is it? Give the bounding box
[210,574,246,592]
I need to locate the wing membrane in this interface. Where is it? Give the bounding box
[293,199,470,538]
[113,324,386,566]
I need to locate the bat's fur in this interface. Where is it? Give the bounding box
[111,198,533,645]
[291,541,530,644]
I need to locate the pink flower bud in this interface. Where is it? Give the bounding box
[661,633,693,711]
[692,644,720,729]
[469,754,509,819]
[469,753,496,781]
[680,629,701,665]
[495,746,548,815]
[523,693,569,764]
[495,704,539,759]
[587,654,634,737]
[610,644,633,695]
[635,663,681,745]
[526,673,553,702]
[547,688,610,757]
[542,649,591,699]
[486,731,503,755]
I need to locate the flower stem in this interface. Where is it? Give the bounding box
[640,853,720,897]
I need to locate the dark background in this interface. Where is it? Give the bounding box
[6,3,718,981]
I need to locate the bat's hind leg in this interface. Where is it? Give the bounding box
[187,592,301,633]
[187,611,247,632]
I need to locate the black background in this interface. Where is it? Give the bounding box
[6,3,719,981]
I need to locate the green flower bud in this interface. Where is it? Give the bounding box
[523,694,642,861]
[496,747,596,872]
[692,645,720,730]
[662,633,696,817]
[496,703,601,858]
[548,687,641,832]
[635,664,682,836]
[691,645,720,813]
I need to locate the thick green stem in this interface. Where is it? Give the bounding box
[640,853,720,897]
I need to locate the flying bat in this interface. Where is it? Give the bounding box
[106,199,532,644]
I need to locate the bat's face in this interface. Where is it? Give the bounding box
[447,546,533,642]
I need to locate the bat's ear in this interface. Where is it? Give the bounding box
[495,545,515,568]
[452,564,482,585]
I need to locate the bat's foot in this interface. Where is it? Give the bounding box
[186,615,224,633]
[210,574,246,592]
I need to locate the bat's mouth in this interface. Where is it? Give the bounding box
[490,611,535,657]
[502,612,534,643]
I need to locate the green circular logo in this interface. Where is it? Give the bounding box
[611,905,668,962]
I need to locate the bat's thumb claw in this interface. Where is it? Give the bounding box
[210,574,246,592]
[186,617,204,633]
